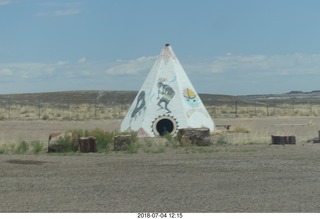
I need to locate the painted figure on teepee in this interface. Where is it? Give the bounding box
[120,44,215,137]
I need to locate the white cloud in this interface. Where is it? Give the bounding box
[185,53,320,78]
[0,68,12,76]
[180,53,320,94]
[56,61,68,65]
[35,1,82,17]
[2,53,320,95]
[105,56,156,75]
[0,62,68,81]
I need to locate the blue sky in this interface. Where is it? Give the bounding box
[1,0,320,95]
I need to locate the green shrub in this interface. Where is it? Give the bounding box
[91,129,114,152]
[31,141,45,154]
[125,142,139,154]
[125,132,139,154]
[216,136,228,145]
[74,128,115,152]
[15,141,29,154]
[163,132,179,147]
[230,126,250,133]
[8,143,16,152]
[149,145,166,153]
[57,135,76,152]
[141,138,167,153]
[42,114,49,120]
[0,143,17,154]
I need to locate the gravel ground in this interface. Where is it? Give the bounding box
[1,143,320,213]
[1,118,320,212]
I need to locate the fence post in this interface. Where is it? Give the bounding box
[254,102,257,116]
[68,100,70,120]
[94,98,97,118]
[38,99,41,119]
[235,100,238,117]
[7,98,10,120]
[292,99,295,113]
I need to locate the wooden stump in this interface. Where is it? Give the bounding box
[79,136,97,153]
[114,135,131,151]
[271,135,296,145]
[178,128,211,146]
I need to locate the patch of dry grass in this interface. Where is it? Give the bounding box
[2,101,320,121]
[207,103,320,118]
[0,138,46,154]
[0,103,130,121]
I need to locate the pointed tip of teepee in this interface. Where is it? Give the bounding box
[165,43,170,47]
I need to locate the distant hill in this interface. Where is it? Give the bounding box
[1,90,320,106]
[241,90,320,105]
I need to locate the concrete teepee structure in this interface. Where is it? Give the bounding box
[120,44,215,137]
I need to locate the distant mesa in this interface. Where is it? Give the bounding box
[287,91,304,94]
[287,90,320,95]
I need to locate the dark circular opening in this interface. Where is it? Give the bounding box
[156,118,174,136]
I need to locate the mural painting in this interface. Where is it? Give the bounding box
[183,88,199,107]
[157,77,175,113]
[183,88,210,118]
[131,91,146,118]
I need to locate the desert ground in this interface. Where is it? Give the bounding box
[1,117,320,212]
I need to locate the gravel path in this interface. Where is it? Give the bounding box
[1,143,320,213]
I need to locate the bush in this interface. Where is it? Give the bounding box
[42,114,49,120]
[90,129,114,152]
[15,141,29,154]
[56,134,77,152]
[31,141,45,154]
[230,126,250,133]
[141,138,167,153]
[216,136,228,145]
[163,132,179,147]
[125,132,139,153]
[125,143,139,154]
[74,128,115,152]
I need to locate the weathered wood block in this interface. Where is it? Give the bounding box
[178,128,211,146]
[114,135,131,151]
[271,135,296,145]
[79,136,97,153]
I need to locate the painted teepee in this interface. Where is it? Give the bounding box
[120,44,215,137]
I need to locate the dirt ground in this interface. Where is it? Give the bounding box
[1,117,320,212]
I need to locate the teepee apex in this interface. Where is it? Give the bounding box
[121,44,215,137]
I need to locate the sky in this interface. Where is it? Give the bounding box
[1,0,320,95]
